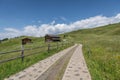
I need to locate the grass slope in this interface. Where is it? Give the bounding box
[0,36,73,80]
[66,23,120,80]
[0,36,45,52]
[0,23,120,80]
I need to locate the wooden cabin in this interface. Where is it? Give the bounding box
[22,38,32,45]
[45,34,61,42]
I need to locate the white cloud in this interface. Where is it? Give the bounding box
[0,13,120,40]
[50,20,56,25]
[115,13,120,19]
[38,20,42,23]
[60,17,67,21]
[4,28,20,33]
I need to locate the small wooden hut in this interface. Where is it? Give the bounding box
[22,38,32,45]
[45,34,61,42]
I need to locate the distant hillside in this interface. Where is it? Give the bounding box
[68,22,120,35]
[0,23,120,80]
[1,23,119,52]
[0,36,44,52]
[66,23,120,80]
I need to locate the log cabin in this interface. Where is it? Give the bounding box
[45,34,61,42]
[22,38,32,45]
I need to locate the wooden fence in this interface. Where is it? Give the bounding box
[0,42,74,64]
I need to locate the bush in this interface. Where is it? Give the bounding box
[2,38,9,41]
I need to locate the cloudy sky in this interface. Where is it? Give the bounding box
[0,0,120,39]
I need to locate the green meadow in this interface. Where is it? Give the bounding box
[0,36,73,80]
[0,23,120,80]
[67,23,120,80]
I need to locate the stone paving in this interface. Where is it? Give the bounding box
[5,45,77,80]
[5,44,92,80]
[62,44,91,80]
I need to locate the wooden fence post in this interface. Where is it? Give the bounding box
[48,43,50,53]
[21,45,24,62]
[57,42,58,49]
[62,42,63,47]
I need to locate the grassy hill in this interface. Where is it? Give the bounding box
[0,36,44,52]
[66,23,120,80]
[0,36,73,80]
[0,23,120,80]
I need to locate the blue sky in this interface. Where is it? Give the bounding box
[0,0,120,39]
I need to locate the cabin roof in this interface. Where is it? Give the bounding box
[45,34,60,38]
